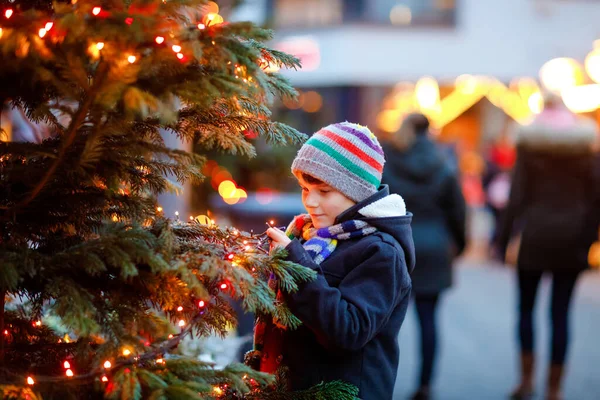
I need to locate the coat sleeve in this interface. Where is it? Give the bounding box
[282,238,411,351]
[496,150,528,256]
[441,171,467,255]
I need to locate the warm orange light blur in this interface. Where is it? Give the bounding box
[539,58,584,94]
[561,84,600,113]
[585,48,600,84]
[203,13,224,26]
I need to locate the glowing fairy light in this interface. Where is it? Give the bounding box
[27,377,34,385]
[103,360,112,369]
[63,361,71,369]
[92,7,101,16]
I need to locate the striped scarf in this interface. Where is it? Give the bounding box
[284,214,377,265]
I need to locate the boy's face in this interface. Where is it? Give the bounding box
[298,174,356,229]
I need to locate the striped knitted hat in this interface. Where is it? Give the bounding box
[291,122,385,202]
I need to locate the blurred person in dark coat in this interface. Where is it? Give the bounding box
[496,94,599,400]
[382,113,467,400]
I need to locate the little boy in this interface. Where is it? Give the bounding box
[257,122,415,400]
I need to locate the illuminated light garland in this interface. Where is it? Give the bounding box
[4,217,272,386]
[92,7,101,16]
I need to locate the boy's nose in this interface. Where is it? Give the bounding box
[304,191,319,208]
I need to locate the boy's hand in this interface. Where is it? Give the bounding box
[266,227,291,252]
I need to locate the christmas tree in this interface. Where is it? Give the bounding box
[0,0,359,398]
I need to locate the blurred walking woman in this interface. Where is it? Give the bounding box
[497,94,599,400]
[382,113,467,400]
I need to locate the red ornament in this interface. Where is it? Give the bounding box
[125,17,134,25]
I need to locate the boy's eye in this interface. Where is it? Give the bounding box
[319,189,331,194]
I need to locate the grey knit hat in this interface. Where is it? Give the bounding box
[291,122,385,202]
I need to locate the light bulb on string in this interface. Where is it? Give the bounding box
[45,22,53,31]
[127,55,136,63]
[66,369,74,377]
[63,361,71,369]
[156,358,164,364]
[155,36,165,44]
[168,334,174,339]
[220,283,228,290]
[227,253,234,260]
[38,28,47,38]
[156,206,163,212]
[122,348,131,356]
[5,9,13,19]
[198,23,205,30]
[198,300,206,308]
[178,320,185,327]
[177,306,183,312]
[101,376,108,383]
[172,45,181,53]
[26,377,34,385]
[96,42,104,50]
[92,7,101,16]
[177,53,184,60]
[103,360,112,369]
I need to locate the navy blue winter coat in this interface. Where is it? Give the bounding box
[265,186,415,400]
